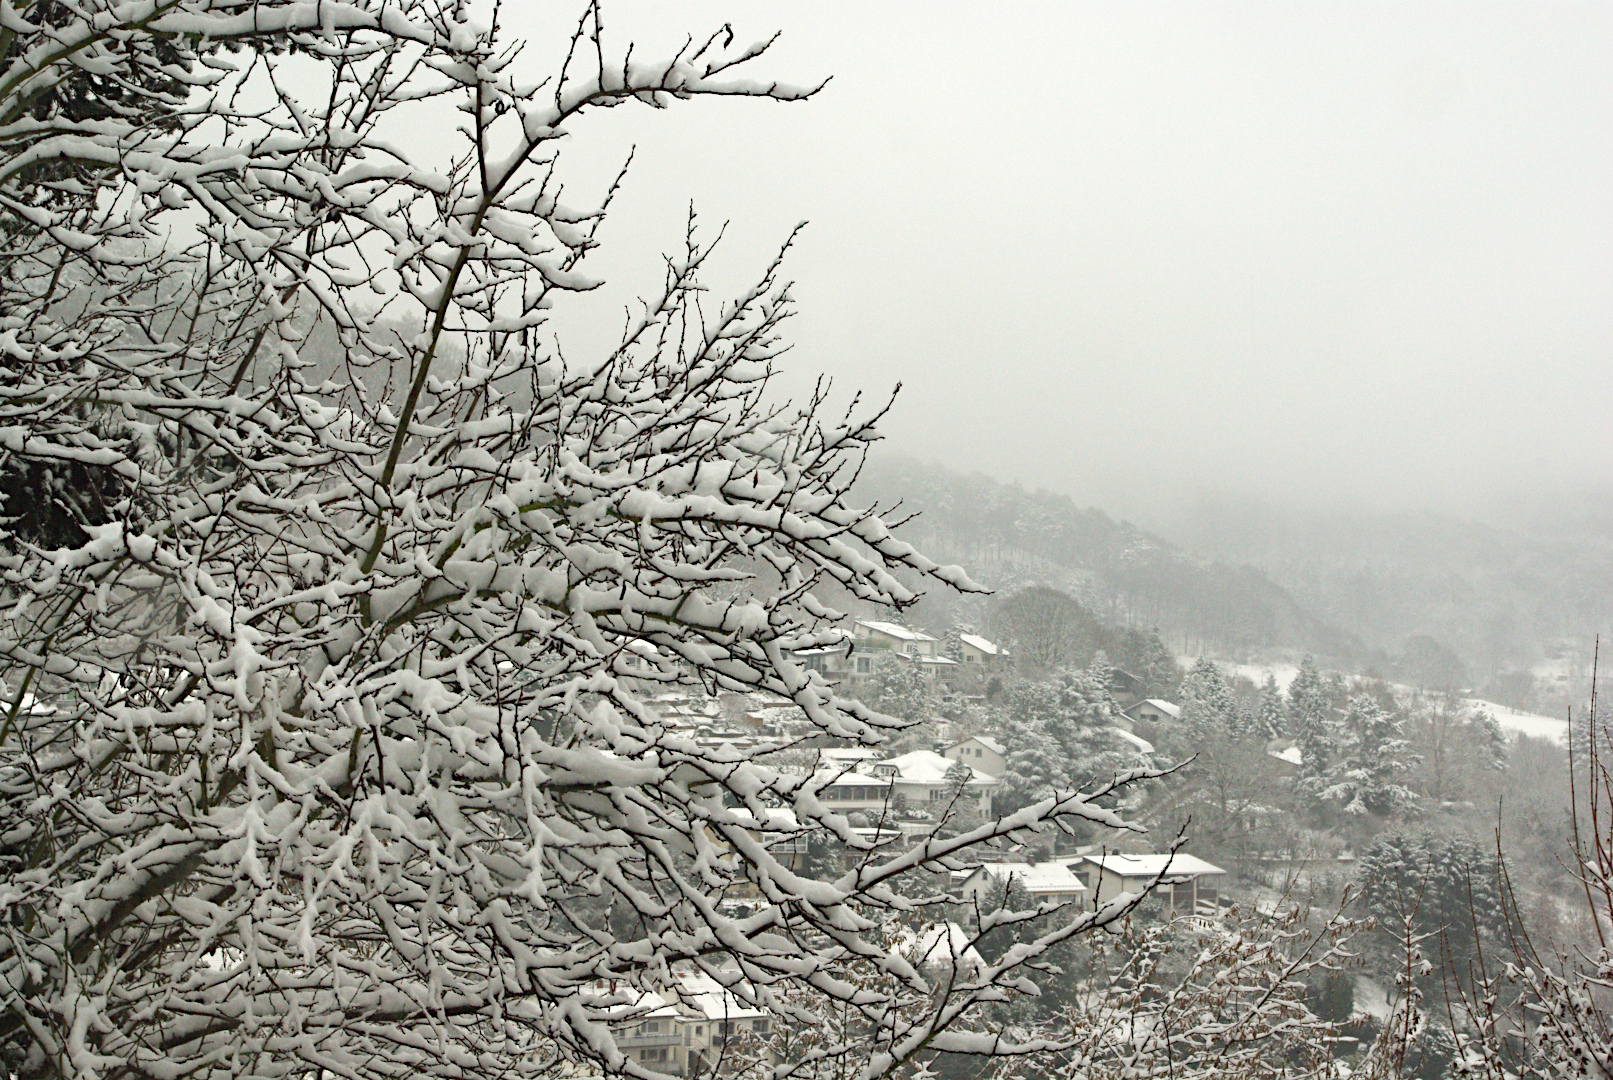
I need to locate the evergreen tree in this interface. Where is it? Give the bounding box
[1258,673,1286,740]
[1179,657,1249,739]
[1288,655,1333,782]
[997,665,1140,812]
[1119,626,1180,699]
[863,653,935,723]
[1320,694,1420,817]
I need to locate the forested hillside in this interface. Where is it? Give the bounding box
[856,457,1360,661]
[1149,496,1613,710]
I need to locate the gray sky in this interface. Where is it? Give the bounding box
[518,3,1613,520]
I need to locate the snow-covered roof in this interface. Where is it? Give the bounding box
[670,972,767,1021]
[913,654,958,666]
[1269,746,1303,766]
[971,861,1087,895]
[1131,698,1181,719]
[1082,853,1225,879]
[958,633,1000,656]
[816,747,884,769]
[1108,727,1155,754]
[854,619,937,643]
[950,735,1005,755]
[882,749,997,787]
[821,770,895,788]
[899,922,986,972]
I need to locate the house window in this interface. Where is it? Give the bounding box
[755,1019,771,1035]
[856,657,871,674]
[642,1047,669,1063]
[643,1021,660,1033]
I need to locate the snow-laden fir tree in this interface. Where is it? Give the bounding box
[0,5,1165,1079]
[1179,657,1253,740]
[1257,672,1286,740]
[1319,694,1420,817]
[998,665,1142,815]
[1288,655,1334,782]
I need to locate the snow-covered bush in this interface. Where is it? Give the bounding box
[0,4,1162,1079]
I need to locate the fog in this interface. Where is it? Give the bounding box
[505,2,1612,523]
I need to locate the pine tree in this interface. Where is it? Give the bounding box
[1179,657,1247,739]
[1258,673,1286,740]
[1320,694,1420,816]
[1288,655,1333,782]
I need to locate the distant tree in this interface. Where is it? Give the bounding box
[1395,635,1468,692]
[997,666,1140,814]
[1289,656,1335,783]
[1358,831,1504,974]
[991,585,1098,675]
[943,759,975,803]
[1258,673,1287,740]
[1116,626,1180,699]
[1180,657,1254,740]
[1320,695,1420,817]
[863,652,936,723]
[1404,695,1507,805]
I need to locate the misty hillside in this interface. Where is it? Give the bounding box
[1148,497,1613,709]
[857,457,1359,662]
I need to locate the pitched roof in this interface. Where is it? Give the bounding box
[971,861,1087,894]
[1108,727,1155,754]
[1081,853,1225,879]
[854,619,937,643]
[883,749,997,787]
[1129,698,1181,719]
[950,735,1005,755]
[899,922,986,972]
[957,633,1001,656]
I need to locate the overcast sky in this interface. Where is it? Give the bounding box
[512,3,1612,521]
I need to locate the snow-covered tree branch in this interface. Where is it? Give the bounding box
[0,4,1168,1079]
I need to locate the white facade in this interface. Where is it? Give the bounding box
[853,619,938,656]
[942,735,1007,779]
[959,861,1088,905]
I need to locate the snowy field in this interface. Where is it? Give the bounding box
[1462,699,1569,745]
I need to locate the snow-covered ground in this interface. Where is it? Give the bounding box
[1463,698,1569,745]
[1227,661,1301,690]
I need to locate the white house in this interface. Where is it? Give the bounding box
[1125,699,1181,725]
[816,768,896,813]
[958,861,1088,905]
[957,633,1006,666]
[898,922,986,979]
[942,735,1007,778]
[1077,852,1226,915]
[600,971,774,1076]
[853,619,938,656]
[881,749,998,816]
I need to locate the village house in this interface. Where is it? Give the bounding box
[1123,698,1182,726]
[853,619,939,656]
[1106,668,1146,706]
[957,861,1089,905]
[881,749,998,817]
[956,633,1007,667]
[601,971,774,1076]
[942,735,1007,778]
[816,767,896,813]
[1077,853,1226,916]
